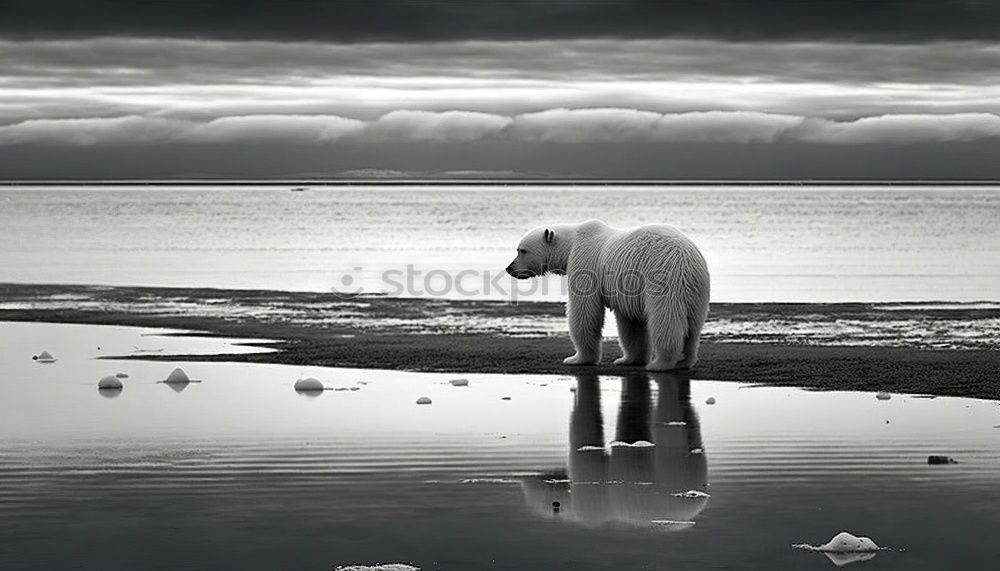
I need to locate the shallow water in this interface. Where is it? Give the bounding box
[2,321,1000,570]
[2,184,999,302]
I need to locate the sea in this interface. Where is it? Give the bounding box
[3,185,1000,570]
[2,182,999,302]
[2,321,999,570]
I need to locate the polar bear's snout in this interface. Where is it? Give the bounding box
[505,261,535,279]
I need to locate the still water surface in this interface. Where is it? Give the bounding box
[2,321,1000,569]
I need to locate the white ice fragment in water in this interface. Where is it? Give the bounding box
[97,375,123,389]
[576,445,605,452]
[416,396,432,405]
[34,351,57,363]
[609,440,655,448]
[335,565,420,571]
[689,448,704,455]
[705,397,716,405]
[294,377,325,391]
[665,421,687,426]
[672,490,710,499]
[460,477,517,484]
[876,392,891,400]
[449,378,469,387]
[793,531,882,553]
[163,368,191,384]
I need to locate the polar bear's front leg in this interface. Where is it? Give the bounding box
[564,292,605,366]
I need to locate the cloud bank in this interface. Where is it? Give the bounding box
[5,38,1000,87]
[3,109,998,147]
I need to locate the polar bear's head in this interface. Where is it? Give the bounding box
[506,226,563,279]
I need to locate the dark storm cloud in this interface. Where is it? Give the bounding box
[6,38,1000,87]
[2,0,1000,42]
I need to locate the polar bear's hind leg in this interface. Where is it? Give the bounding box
[677,313,704,369]
[613,313,648,366]
[644,295,688,371]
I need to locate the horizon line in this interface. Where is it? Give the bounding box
[3,178,1000,187]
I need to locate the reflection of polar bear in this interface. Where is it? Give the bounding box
[520,371,709,530]
[506,219,710,370]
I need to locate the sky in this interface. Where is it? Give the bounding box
[1,0,1000,179]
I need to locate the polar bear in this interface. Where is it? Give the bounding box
[506,219,710,371]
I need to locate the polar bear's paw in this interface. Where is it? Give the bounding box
[563,354,598,366]
[613,356,645,366]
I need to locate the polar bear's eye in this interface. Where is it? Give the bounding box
[517,249,528,255]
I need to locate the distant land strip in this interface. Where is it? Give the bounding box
[3,179,1000,187]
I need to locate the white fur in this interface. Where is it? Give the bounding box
[507,219,710,371]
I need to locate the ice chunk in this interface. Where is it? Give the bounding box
[97,375,123,389]
[294,377,325,392]
[34,351,56,363]
[416,396,432,405]
[610,440,655,448]
[163,368,192,384]
[793,531,881,553]
[672,490,711,499]
[449,378,469,387]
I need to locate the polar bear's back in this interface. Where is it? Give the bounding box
[600,224,707,274]
[598,224,710,318]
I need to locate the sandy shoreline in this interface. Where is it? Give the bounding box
[2,283,999,400]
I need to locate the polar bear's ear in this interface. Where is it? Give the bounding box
[544,229,554,243]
